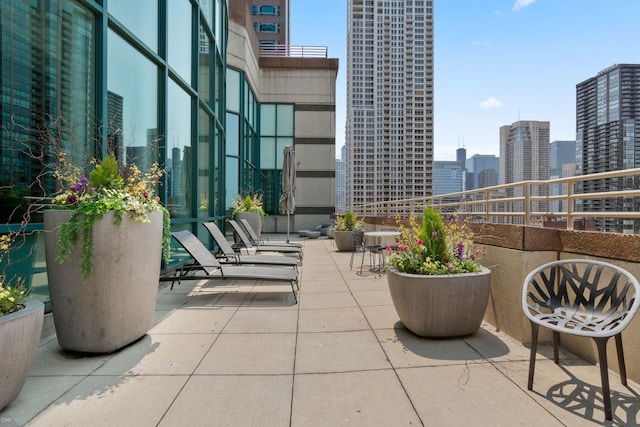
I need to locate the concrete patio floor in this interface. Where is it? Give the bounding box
[2,237,640,426]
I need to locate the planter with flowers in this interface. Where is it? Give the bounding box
[232,193,265,238]
[0,235,44,410]
[385,206,491,338]
[332,211,364,251]
[44,154,170,353]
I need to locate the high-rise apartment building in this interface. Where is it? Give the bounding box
[346,0,434,209]
[250,0,289,48]
[499,121,549,223]
[576,64,640,232]
[499,121,550,187]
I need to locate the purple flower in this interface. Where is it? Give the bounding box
[431,231,438,238]
[66,194,77,203]
[457,242,464,259]
[73,176,88,192]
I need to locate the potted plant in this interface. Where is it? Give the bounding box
[0,234,44,410]
[385,206,491,338]
[332,211,363,251]
[232,193,265,238]
[44,153,170,353]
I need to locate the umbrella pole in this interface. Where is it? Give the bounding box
[286,211,290,243]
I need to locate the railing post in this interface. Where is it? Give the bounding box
[524,183,531,226]
[567,180,574,230]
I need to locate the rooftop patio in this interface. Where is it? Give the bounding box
[1,236,639,426]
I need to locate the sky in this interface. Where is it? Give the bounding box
[290,0,640,161]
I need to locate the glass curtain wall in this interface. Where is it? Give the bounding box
[0,0,228,306]
[260,104,294,214]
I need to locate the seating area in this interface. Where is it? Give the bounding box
[2,237,640,425]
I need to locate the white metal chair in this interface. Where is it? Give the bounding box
[522,259,640,420]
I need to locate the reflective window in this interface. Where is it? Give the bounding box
[199,25,212,105]
[198,108,211,217]
[168,0,192,83]
[227,69,240,113]
[167,80,193,218]
[108,0,158,51]
[107,31,158,168]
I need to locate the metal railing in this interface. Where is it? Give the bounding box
[259,45,328,58]
[347,168,640,232]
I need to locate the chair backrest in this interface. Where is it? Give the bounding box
[203,222,236,256]
[352,230,365,248]
[171,230,222,275]
[522,259,640,337]
[238,218,259,244]
[227,220,253,248]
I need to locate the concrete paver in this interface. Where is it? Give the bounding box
[1,236,639,426]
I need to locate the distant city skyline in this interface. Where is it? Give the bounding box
[291,0,640,160]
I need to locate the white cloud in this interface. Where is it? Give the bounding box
[479,97,504,110]
[513,0,536,12]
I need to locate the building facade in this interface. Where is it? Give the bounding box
[346,0,434,210]
[548,140,576,213]
[576,64,640,232]
[432,161,463,196]
[465,154,499,191]
[0,0,336,307]
[250,0,289,47]
[499,120,550,223]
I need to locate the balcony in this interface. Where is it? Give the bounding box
[2,230,640,424]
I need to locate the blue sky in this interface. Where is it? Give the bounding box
[291,0,640,160]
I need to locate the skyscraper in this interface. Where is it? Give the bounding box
[346,0,434,209]
[499,120,550,222]
[499,121,550,188]
[466,154,499,190]
[576,64,640,232]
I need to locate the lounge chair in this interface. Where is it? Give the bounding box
[237,218,303,248]
[203,222,299,271]
[165,230,299,303]
[228,220,303,261]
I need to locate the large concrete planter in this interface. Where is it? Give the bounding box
[387,267,492,338]
[235,212,262,238]
[0,300,44,410]
[44,210,163,353]
[334,231,356,251]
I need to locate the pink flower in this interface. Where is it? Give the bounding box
[401,245,408,251]
[417,239,423,245]
[386,246,392,252]
[142,190,149,199]
[155,196,160,202]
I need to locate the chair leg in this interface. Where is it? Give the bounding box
[594,337,613,421]
[553,331,560,364]
[527,321,539,390]
[615,333,627,386]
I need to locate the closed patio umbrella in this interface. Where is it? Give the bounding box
[278,145,296,242]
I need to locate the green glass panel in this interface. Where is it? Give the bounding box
[227,69,240,113]
[277,104,294,136]
[168,0,192,82]
[108,0,158,51]
[167,80,193,218]
[260,137,276,169]
[261,104,276,135]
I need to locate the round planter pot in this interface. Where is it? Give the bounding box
[333,230,356,251]
[0,300,44,410]
[235,212,262,238]
[44,210,163,353]
[387,267,492,338]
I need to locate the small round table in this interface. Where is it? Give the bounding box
[364,231,400,270]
